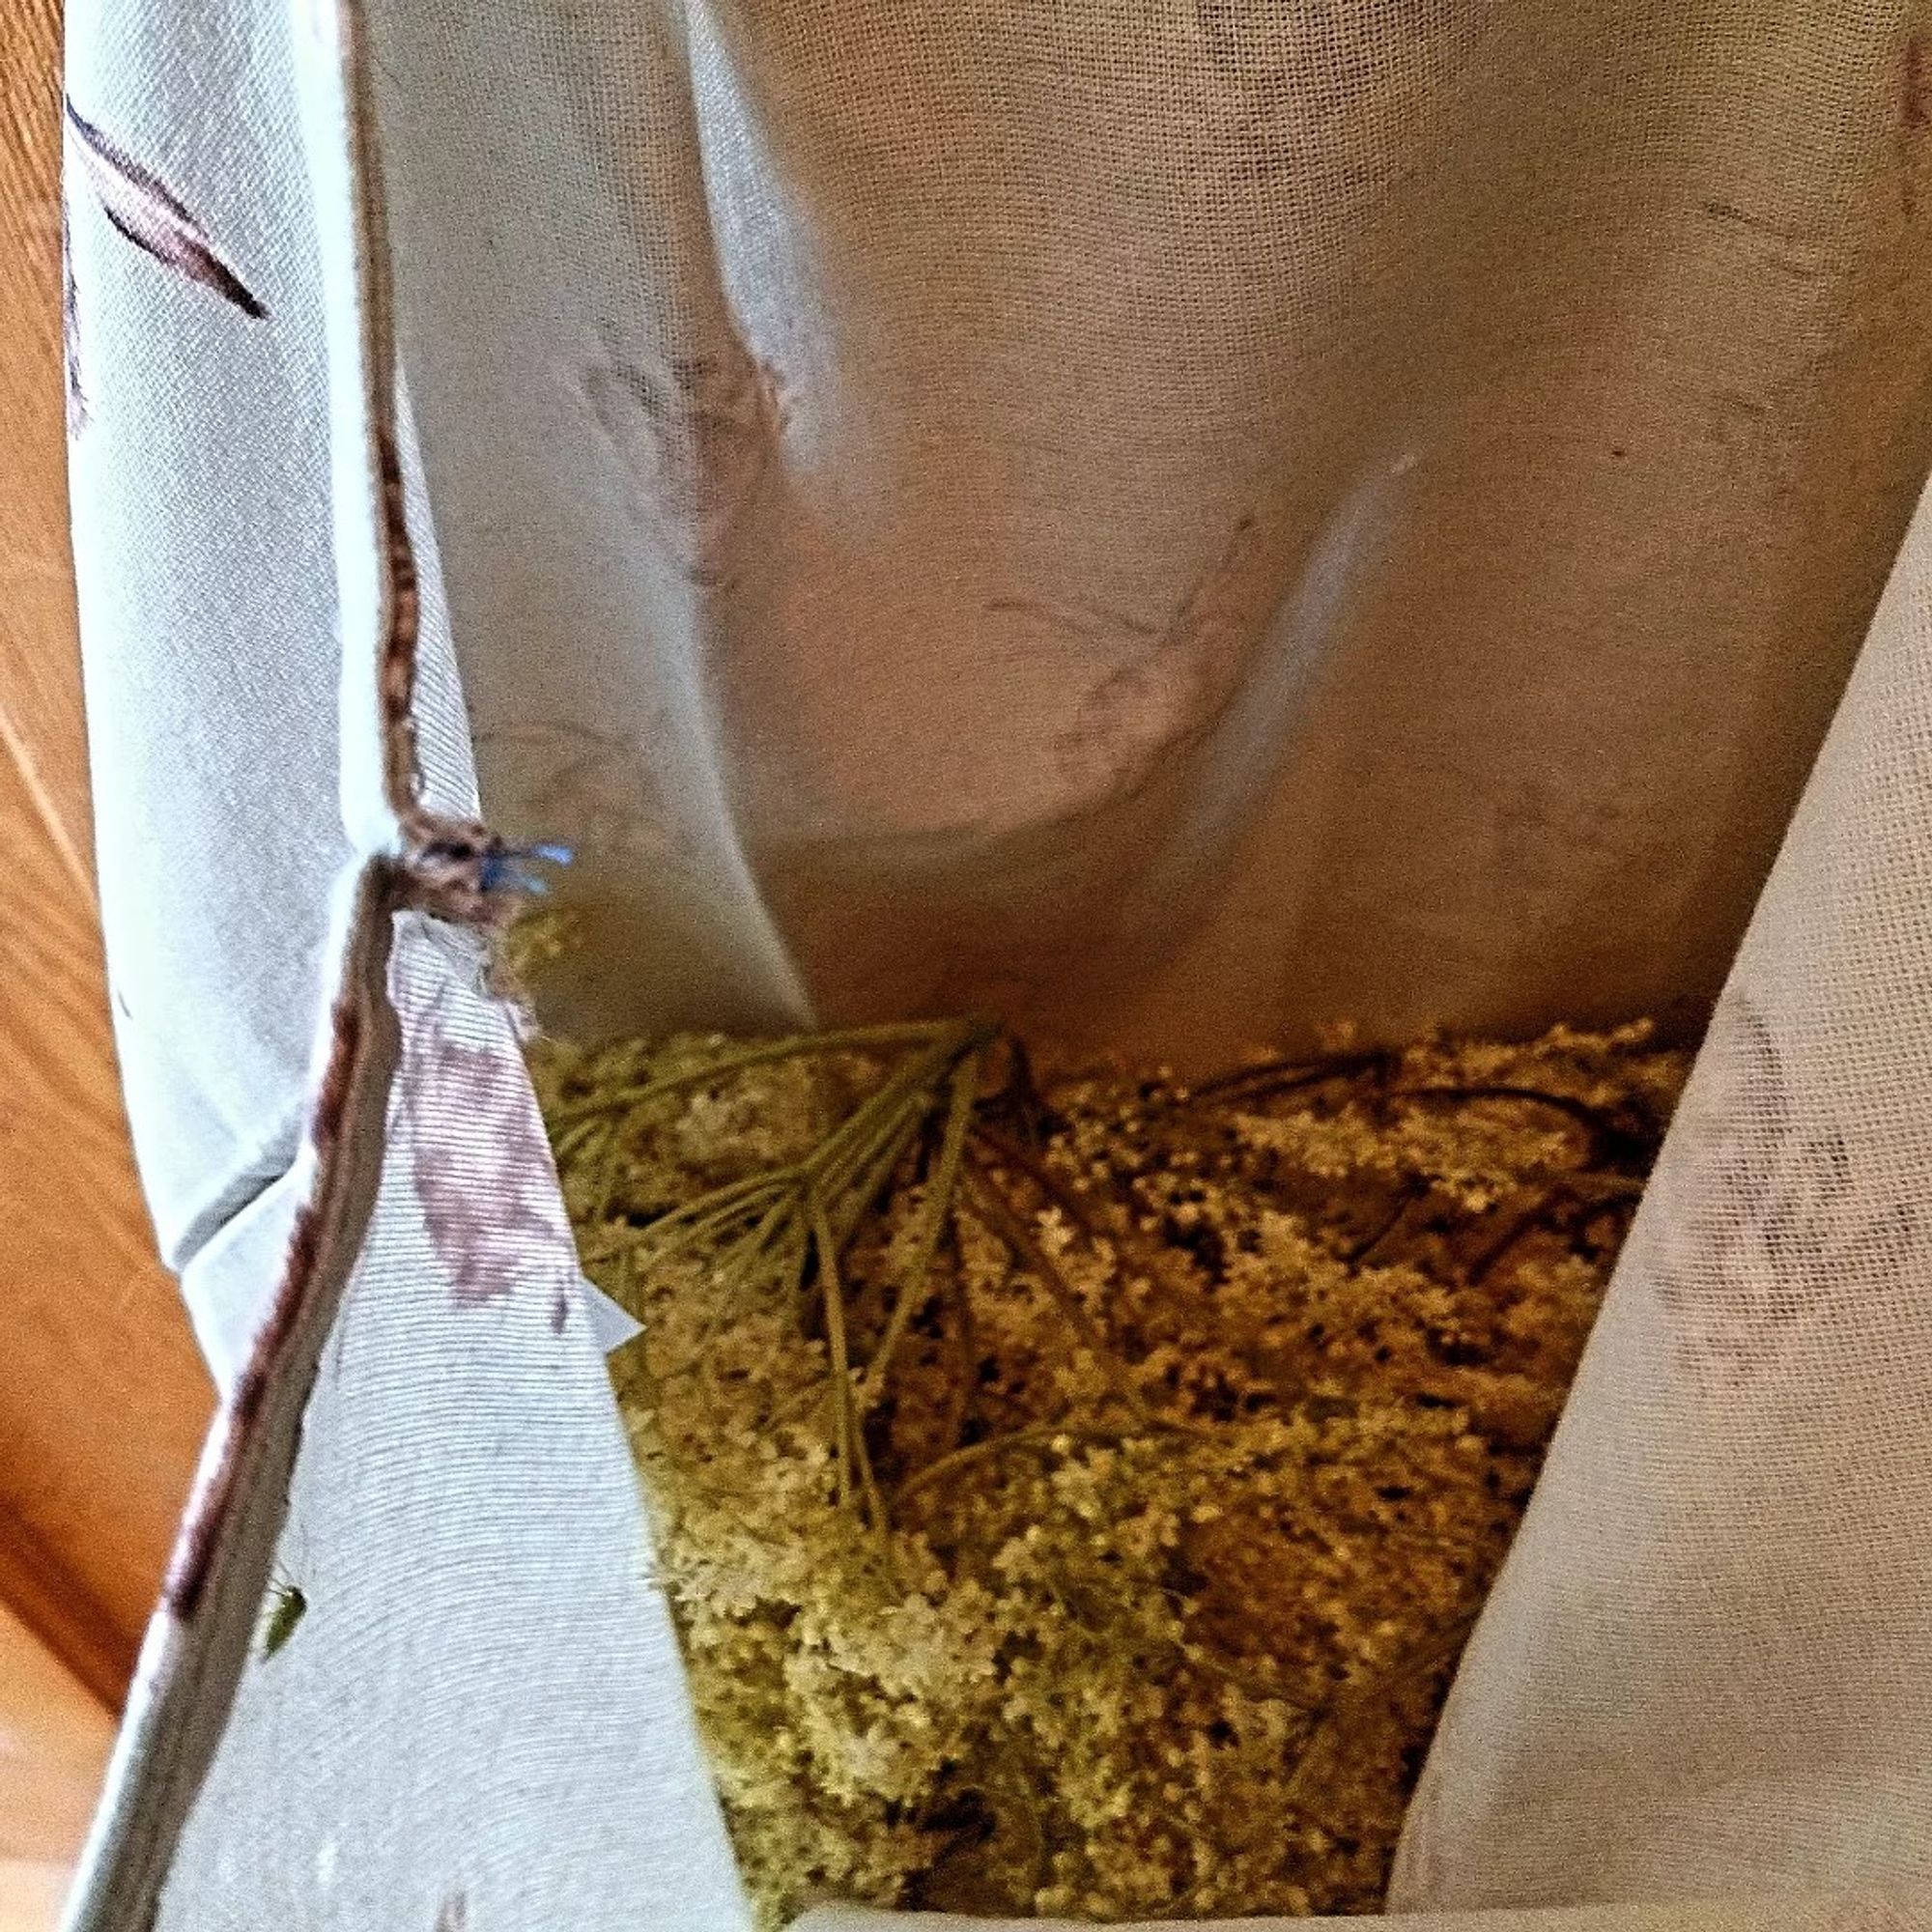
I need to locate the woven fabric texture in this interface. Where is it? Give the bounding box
[58,0,1932,1926]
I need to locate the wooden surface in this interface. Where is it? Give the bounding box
[0,1865,74,1932]
[0,0,213,1736]
[0,1598,114,1863]
[0,1594,112,1928]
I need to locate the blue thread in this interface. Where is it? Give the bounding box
[480,840,574,896]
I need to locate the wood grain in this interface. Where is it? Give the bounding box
[0,0,213,1709]
[0,1597,112,1864]
[0,1864,72,1932]
[1,0,92,888]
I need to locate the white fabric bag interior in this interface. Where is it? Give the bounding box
[58,0,1932,1926]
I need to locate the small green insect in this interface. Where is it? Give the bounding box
[260,1577,308,1660]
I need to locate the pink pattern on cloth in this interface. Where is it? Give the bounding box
[392,971,579,1307]
[1638,988,1919,1383]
